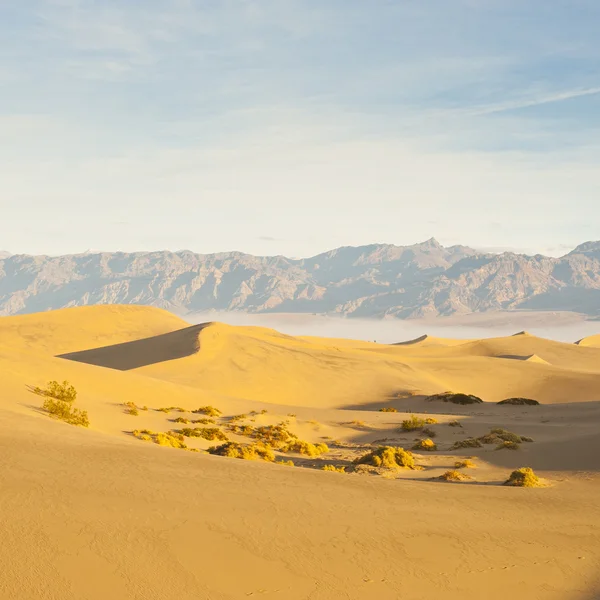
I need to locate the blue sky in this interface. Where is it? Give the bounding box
[1,0,599,257]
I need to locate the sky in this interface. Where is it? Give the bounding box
[1,0,599,258]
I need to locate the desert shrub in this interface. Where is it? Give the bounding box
[421,427,437,438]
[287,413,297,418]
[178,427,228,441]
[228,423,256,437]
[276,459,294,467]
[379,407,398,413]
[424,417,438,425]
[412,438,437,451]
[504,467,541,487]
[35,380,90,427]
[141,405,149,411]
[229,414,248,422]
[192,417,215,425]
[251,423,297,449]
[480,429,527,445]
[439,470,473,482]
[448,420,462,427]
[322,465,346,473]
[354,446,415,470]
[260,409,268,414]
[133,429,187,449]
[451,438,482,450]
[283,440,329,457]
[521,436,534,443]
[173,417,190,424]
[496,441,520,451]
[498,397,540,406]
[479,433,502,445]
[124,401,139,416]
[208,442,275,462]
[455,459,477,469]
[401,415,426,431]
[427,392,483,405]
[347,420,367,428]
[158,406,186,414]
[193,406,222,417]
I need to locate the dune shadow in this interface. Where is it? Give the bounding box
[57,323,213,370]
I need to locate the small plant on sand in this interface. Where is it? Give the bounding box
[192,417,215,425]
[504,467,542,487]
[427,392,483,405]
[347,420,367,428]
[451,438,483,450]
[455,459,477,469]
[439,470,473,482]
[158,406,186,414]
[287,413,297,418]
[193,406,222,417]
[124,401,139,416]
[229,414,248,422]
[208,442,275,462]
[34,380,89,427]
[496,440,520,451]
[421,427,437,438]
[141,405,149,411]
[412,438,437,451]
[401,415,426,431]
[260,409,268,414]
[228,423,256,436]
[133,429,188,449]
[424,417,438,425]
[448,420,462,427]
[252,423,297,449]
[354,446,415,470]
[379,407,398,413]
[276,459,294,467]
[283,440,329,457]
[498,397,540,406]
[173,416,190,424]
[178,427,229,441]
[322,465,347,473]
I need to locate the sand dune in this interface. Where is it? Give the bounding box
[1,305,600,599]
[576,334,600,347]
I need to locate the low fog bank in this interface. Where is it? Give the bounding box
[183,310,600,344]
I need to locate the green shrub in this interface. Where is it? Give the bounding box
[207,442,275,461]
[504,467,541,487]
[379,407,398,413]
[451,438,482,450]
[193,406,222,417]
[354,446,415,470]
[35,380,90,427]
[427,392,483,405]
[412,438,437,451]
[497,398,540,406]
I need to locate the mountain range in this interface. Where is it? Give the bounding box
[1,238,599,318]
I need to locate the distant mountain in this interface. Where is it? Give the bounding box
[1,239,599,318]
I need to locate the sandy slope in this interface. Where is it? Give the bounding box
[1,305,600,599]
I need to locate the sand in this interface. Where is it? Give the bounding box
[1,305,599,599]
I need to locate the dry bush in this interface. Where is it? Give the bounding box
[192,417,215,425]
[158,406,186,414]
[454,459,477,469]
[124,401,139,416]
[321,465,347,473]
[401,415,426,431]
[35,380,90,427]
[439,470,473,482]
[427,392,483,405]
[193,406,222,417]
[448,420,462,427]
[496,440,520,451]
[173,416,190,424]
[229,414,248,422]
[260,409,268,414]
[504,467,541,487]
[354,446,415,470]
[379,407,398,413]
[133,429,188,449]
[178,427,228,441]
[283,440,329,457]
[498,397,540,406]
[424,417,438,425]
[451,438,483,450]
[276,459,294,467]
[208,442,275,462]
[421,427,437,438]
[252,423,297,448]
[228,423,255,436]
[412,438,437,451]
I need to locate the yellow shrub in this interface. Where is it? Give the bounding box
[504,467,541,487]
[36,380,89,427]
[208,442,275,462]
[439,470,473,482]
[412,438,437,451]
[283,440,329,457]
[354,446,415,470]
[321,465,346,473]
[454,459,476,469]
[193,406,222,417]
[379,407,398,412]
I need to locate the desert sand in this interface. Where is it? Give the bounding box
[1,305,599,600]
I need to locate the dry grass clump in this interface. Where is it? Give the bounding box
[173,416,190,424]
[124,401,139,416]
[228,423,256,436]
[229,414,248,422]
[157,406,186,414]
[260,409,268,414]
[133,429,188,449]
[193,406,222,417]
[496,440,520,451]
[208,442,275,462]
[498,397,540,406]
[284,440,329,457]
[439,470,473,482]
[401,415,431,431]
[451,438,483,450]
[454,459,477,469]
[478,428,533,446]
[354,446,415,470]
[504,467,542,487]
[322,465,347,473]
[379,407,398,413]
[34,380,90,427]
[178,427,228,441]
[192,417,215,425]
[252,423,297,448]
[448,420,462,427]
[427,392,483,405]
[412,438,437,451]
[421,426,437,438]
